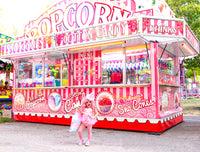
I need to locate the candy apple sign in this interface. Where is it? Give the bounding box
[24,0,137,38]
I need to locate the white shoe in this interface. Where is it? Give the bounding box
[85,140,90,146]
[78,139,84,145]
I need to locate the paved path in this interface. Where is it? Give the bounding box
[0,116,200,152]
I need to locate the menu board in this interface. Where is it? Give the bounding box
[73,51,101,85]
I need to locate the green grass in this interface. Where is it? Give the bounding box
[181,98,200,116]
[0,116,15,123]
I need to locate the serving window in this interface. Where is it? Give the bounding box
[17,54,69,88]
[158,46,179,85]
[18,57,43,88]
[101,48,123,84]
[16,45,151,88]
[72,45,151,86]
[44,56,62,87]
[158,52,174,75]
[126,46,151,84]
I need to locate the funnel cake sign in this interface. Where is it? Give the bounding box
[24,0,137,38]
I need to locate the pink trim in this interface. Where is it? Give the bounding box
[154,42,159,118]
[9,52,46,60]
[168,20,172,36]
[150,41,159,118]
[154,19,158,34]
[13,112,183,132]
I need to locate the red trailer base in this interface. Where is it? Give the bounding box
[13,113,183,133]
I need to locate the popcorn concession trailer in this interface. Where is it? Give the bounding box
[0,0,199,132]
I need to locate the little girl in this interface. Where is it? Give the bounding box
[77,92,98,146]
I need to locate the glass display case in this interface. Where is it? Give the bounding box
[101,48,123,84]
[17,55,69,88]
[126,46,151,84]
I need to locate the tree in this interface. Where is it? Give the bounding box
[166,0,200,80]
[166,0,200,40]
[183,55,200,77]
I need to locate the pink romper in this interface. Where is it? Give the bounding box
[82,108,97,126]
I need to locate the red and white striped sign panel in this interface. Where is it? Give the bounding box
[185,24,199,52]
[73,51,102,86]
[142,17,184,37]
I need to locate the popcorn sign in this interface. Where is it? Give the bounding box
[1,0,141,56]
[24,0,137,38]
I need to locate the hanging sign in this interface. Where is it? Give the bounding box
[185,24,199,52]
[1,18,138,56]
[142,17,184,36]
[24,0,138,38]
[1,0,145,56]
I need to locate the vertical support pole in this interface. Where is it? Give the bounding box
[123,45,126,85]
[150,41,159,118]
[5,72,10,84]
[13,60,18,90]
[61,63,63,86]
[176,46,181,106]
[182,63,184,83]
[42,56,45,87]
[70,53,73,86]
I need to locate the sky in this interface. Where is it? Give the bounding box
[0,0,61,37]
[0,0,153,37]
